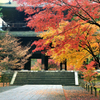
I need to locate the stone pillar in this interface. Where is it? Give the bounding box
[24,59,31,70]
[41,54,48,70]
[60,63,62,70]
[44,56,48,70]
[65,59,67,70]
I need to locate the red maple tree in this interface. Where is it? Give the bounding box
[14,0,100,67]
[79,61,98,84]
[14,0,100,31]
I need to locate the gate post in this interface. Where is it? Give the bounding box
[41,54,48,70]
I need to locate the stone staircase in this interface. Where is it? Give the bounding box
[10,71,78,86]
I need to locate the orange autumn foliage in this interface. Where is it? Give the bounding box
[80,61,98,83]
[14,0,100,69]
[32,21,100,69]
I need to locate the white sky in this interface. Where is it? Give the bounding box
[0,0,13,3]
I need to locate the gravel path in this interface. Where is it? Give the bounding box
[63,86,99,100]
[0,86,21,93]
[0,85,66,100]
[0,85,99,100]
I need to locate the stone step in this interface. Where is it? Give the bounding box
[12,71,77,86]
[14,80,75,84]
[16,73,74,77]
[14,80,75,85]
[14,79,75,82]
[14,83,75,86]
[16,77,74,79]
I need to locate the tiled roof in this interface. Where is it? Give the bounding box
[0,31,42,37]
[0,1,18,7]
